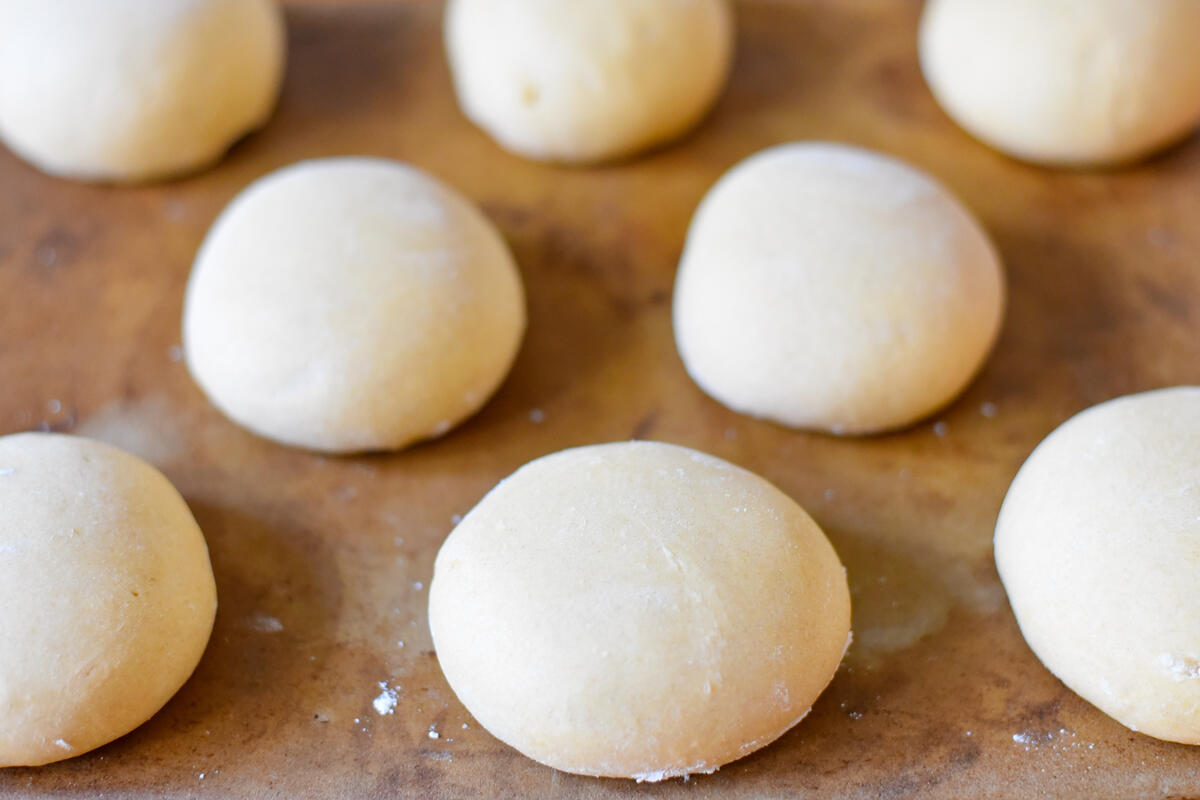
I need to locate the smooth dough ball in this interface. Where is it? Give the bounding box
[0,433,217,767]
[920,0,1200,167]
[996,388,1200,745]
[429,441,851,780]
[673,142,1005,436]
[0,0,285,182]
[183,157,526,454]
[444,0,734,164]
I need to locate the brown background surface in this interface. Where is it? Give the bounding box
[2,0,1199,797]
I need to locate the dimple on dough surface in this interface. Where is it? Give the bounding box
[444,0,734,163]
[428,441,851,780]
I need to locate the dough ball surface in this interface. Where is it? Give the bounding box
[673,142,1004,435]
[0,433,217,767]
[920,0,1200,167]
[995,388,1200,744]
[429,441,851,780]
[444,0,734,164]
[0,0,285,183]
[183,157,526,454]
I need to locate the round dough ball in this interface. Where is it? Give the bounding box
[673,142,1005,436]
[0,433,217,767]
[995,388,1200,745]
[444,0,734,164]
[429,441,851,780]
[920,0,1200,167]
[183,157,526,454]
[0,0,285,183]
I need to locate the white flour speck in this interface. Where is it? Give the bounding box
[450,513,463,525]
[980,402,998,418]
[413,581,424,591]
[824,488,836,502]
[198,773,205,780]
[167,345,184,362]
[933,421,948,437]
[373,682,399,716]
[428,727,440,740]
[46,399,62,414]
[462,723,469,729]
[1158,653,1200,681]
[397,640,405,648]
[528,408,545,423]
[247,614,283,633]
[54,739,72,751]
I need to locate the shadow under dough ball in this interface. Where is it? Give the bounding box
[0,0,285,183]
[919,0,1200,167]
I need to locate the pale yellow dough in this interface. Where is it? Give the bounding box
[920,0,1200,167]
[996,388,1200,744]
[444,0,734,163]
[183,157,526,454]
[0,0,285,183]
[0,433,217,767]
[429,441,851,780]
[673,142,1005,435]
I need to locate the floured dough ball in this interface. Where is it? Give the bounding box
[673,142,1004,435]
[0,0,285,182]
[920,0,1200,167]
[183,157,526,454]
[0,433,217,767]
[429,441,851,780]
[444,0,734,163]
[996,388,1200,745]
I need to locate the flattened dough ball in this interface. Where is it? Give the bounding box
[995,388,1200,744]
[0,0,285,183]
[673,142,1004,435]
[183,157,526,454]
[429,441,851,780]
[445,0,734,163]
[920,0,1200,167]
[0,433,217,767]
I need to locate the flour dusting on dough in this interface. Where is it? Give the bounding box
[1158,653,1200,681]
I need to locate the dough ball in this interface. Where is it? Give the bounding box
[673,142,1005,435]
[0,0,285,183]
[429,441,851,780]
[995,387,1200,745]
[183,157,526,454]
[444,0,734,164]
[0,433,217,767]
[920,0,1200,167]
